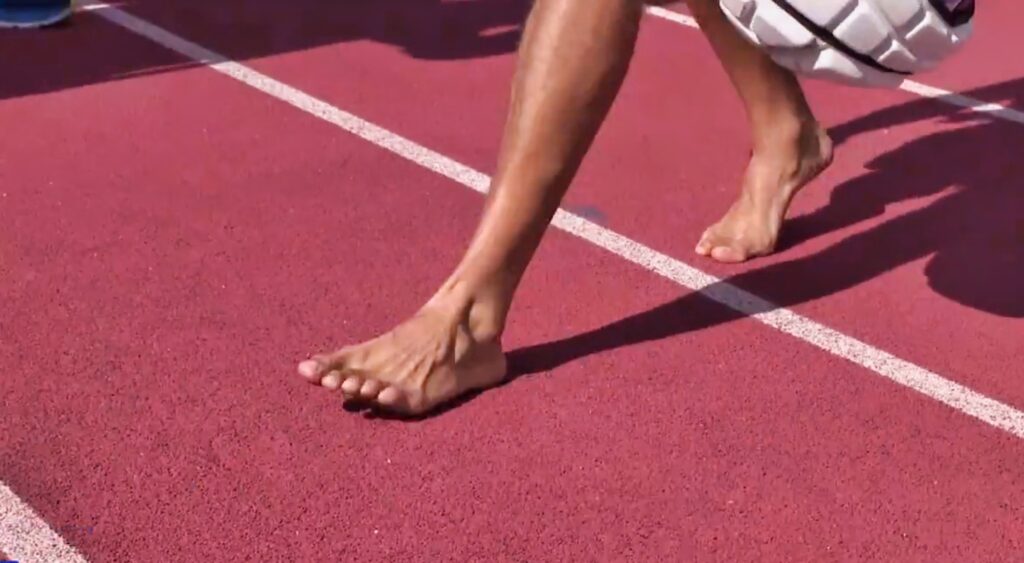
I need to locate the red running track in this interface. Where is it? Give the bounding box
[1,2,1022,561]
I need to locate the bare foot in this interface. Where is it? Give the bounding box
[695,121,833,263]
[298,293,508,416]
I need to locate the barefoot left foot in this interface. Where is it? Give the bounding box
[298,285,508,416]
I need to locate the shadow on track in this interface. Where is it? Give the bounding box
[5,0,1018,410]
[511,77,1024,377]
[0,0,530,100]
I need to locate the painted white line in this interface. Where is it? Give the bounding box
[81,2,1024,440]
[897,80,1024,125]
[643,5,1024,126]
[644,4,698,27]
[0,482,89,563]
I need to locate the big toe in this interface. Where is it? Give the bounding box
[709,243,750,263]
[695,232,715,256]
[697,230,750,263]
[298,358,328,382]
[299,348,357,384]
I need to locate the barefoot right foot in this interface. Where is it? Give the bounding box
[695,120,833,263]
[298,292,508,416]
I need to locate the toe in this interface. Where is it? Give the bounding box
[376,386,404,408]
[320,370,344,390]
[298,347,355,383]
[696,228,729,258]
[297,359,327,382]
[710,244,748,263]
[359,379,385,400]
[695,235,713,256]
[340,376,363,399]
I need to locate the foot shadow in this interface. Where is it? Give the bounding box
[509,76,1024,378]
[362,77,1024,418]
[344,384,506,421]
[0,0,717,103]
[0,0,530,101]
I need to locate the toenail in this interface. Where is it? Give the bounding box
[326,369,346,384]
[298,360,324,377]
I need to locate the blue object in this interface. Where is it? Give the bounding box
[0,0,72,29]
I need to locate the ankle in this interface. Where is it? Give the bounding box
[755,121,832,176]
[751,111,815,152]
[425,276,509,343]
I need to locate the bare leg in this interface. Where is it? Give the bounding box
[298,0,644,415]
[689,0,834,263]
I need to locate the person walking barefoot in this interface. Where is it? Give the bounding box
[298,0,833,415]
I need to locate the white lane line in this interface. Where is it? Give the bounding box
[643,5,1024,126]
[0,482,89,563]
[645,5,698,27]
[80,2,1024,440]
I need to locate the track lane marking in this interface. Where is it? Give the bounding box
[0,482,88,563]
[7,4,1023,559]
[643,5,1024,126]
[81,2,1024,441]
